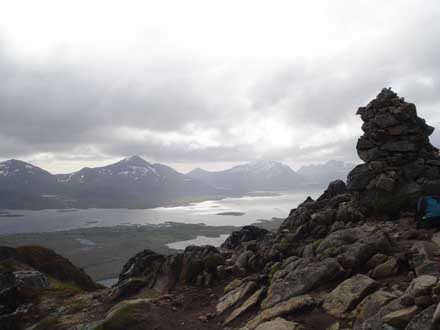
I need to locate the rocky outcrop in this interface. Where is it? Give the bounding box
[348,88,440,215]
[13,270,49,289]
[322,274,379,317]
[221,226,269,250]
[252,317,305,330]
[262,258,343,309]
[245,295,314,329]
[0,246,100,291]
[113,245,226,299]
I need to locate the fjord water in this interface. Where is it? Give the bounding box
[0,191,319,235]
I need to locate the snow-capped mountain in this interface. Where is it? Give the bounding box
[0,159,64,209]
[297,160,355,186]
[0,159,58,193]
[0,156,218,209]
[187,160,303,191]
[56,156,164,185]
[55,156,217,208]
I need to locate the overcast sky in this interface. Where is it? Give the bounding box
[1,1,440,174]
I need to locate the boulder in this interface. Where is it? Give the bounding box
[432,302,440,324]
[370,257,399,279]
[262,258,343,309]
[355,296,407,330]
[225,278,246,294]
[317,180,347,201]
[355,290,399,321]
[336,232,392,272]
[13,270,49,289]
[180,245,225,284]
[405,275,438,297]
[366,254,389,270]
[117,249,180,293]
[382,305,419,328]
[235,250,258,274]
[109,277,148,302]
[223,287,265,325]
[409,242,440,276]
[221,226,268,250]
[347,164,373,191]
[0,272,19,315]
[246,295,314,330]
[116,245,225,295]
[322,274,380,317]
[217,281,257,314]
[405,304,437,330]
[7,246,99,291]
[254,317,305,330]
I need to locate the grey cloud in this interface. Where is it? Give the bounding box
[1,3,440,171]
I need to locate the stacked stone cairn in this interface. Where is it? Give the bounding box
[348,88,440,204]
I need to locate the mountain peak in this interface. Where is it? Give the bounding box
[187,167,210,175]
[120,155,150,166]
[229,160,290,174]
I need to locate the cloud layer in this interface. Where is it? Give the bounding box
[0,1,440,173]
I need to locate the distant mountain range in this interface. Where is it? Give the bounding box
[0,156,354,209]
[297,160,356,186]
[187,160,303,191]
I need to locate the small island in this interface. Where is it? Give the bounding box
[216,211,245,216]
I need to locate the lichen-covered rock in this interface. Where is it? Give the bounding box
[223,287,265,325]
[355,290,399,321]
[253,317,306,330]
[262,258,343,309]
[355,296,407,330]
[317,180,347,201]
[109,277,148,302]
[117,249,181,293]
[116,245,225,297]
[409,242,440,276]
[179,245,225,284]
[382,305,419,328]
[370,257,399,279]
[217,281,257,314]
[405,275,438,297]
[322,274,379,317]
[405,304,437,330]
[13,270,49,289]
[3,246,100,291]
[246,295,314,330]
[221,226,269,250]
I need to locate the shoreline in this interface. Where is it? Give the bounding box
[0,187,319,212]
[0,218,284,282]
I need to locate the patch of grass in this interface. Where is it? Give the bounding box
[67,301,84,313]
[33,317,61,330]
[41,277,84,299]
[311,239,323,251]
[98,303,146,330]
[269,262,281,278]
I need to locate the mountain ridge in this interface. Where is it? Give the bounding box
[0,156,353,209]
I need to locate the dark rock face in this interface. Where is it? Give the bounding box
[0,245,99,292]
[180,245,225,285]
[348,88,440,211]
[317,179,347,201]
[221,226,269,250]
[0,272,18,315]
[114,245,226,298]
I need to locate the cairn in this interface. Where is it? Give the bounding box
[348,88,440,199]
